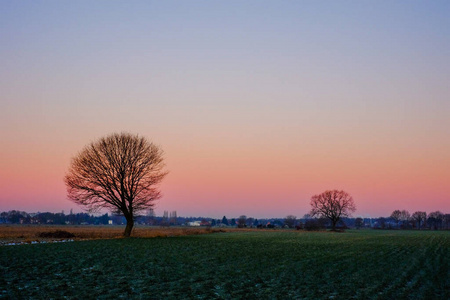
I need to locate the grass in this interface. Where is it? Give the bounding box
[1,230,448,299]
[0,224,228,245]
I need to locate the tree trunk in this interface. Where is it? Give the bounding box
[331,219,337,231]
[124,216,134,237]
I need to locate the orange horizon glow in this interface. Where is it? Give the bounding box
[0,132,448,218]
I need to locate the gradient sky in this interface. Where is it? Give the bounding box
[1,1,449,218]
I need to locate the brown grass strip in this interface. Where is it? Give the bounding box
[0,224,234,245]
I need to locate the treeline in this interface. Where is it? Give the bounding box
[0,210,300,228]
[0,211,112,225]
[382,210,450,230]
[0,210,186,226]
[1,210,448,230]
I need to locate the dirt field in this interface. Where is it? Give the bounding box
[0,224,229,245]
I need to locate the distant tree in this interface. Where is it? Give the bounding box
[65,133,168,237]
[390,210,402,228]
[444,214,450,230]
[237,215,247,228]
[99,213,109,225]
[284,215,297,228]
[253,218,259,227]
[304,217,327,231]
[230,218,236,227]
[412,211,426,230]
[7,211,27,224]
[309,190,356,231]
[355,217,364,229]
[0,212,7,223]
[376,217,386,229]
[211,219,216,226]
[246,217,254,228]
[273,219,283,227]
[427,211,444,230]
[399,210,411,228]
[221,216,229,226]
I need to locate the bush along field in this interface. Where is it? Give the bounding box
[1,230,448,299]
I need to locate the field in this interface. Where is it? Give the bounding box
[0,225,227,245]
[1,229,448,299]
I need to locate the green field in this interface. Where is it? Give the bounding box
[1,230,448,299]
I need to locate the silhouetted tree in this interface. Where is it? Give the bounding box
[376,217,386,229]
[304,217,327,231]
[221,216,229,226]
[284,215,297,228]
[237,215,247,228]
[399,210,411,228]
[65,133,168,237]
[412,211,426,230]
[390,210,401,228]
[427,211,444,230]
[98,213,109,225]
[444,214,450,230]
[355,217,364,229]
[309,190,356,231]
[0,212,7,223]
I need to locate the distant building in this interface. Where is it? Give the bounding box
[187,221,201,227]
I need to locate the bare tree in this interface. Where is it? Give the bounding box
[237,215,247,228]
[354,217,364,229]
[399,210,411,228]
[412,211,426,230]
[309,190,356,231]
[427,211,444,230]
[284,215,297,228]
[444,214,450,230]
[65,133,168,237]
[390,210,401,228]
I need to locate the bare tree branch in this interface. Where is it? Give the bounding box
[309,190,356,231]
[65,133,168,237]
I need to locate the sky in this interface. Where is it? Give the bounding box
[1,1,449,218]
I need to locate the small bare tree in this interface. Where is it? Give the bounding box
[399,210,411,228]
[237,215,247,228]
[412,211,426,230]
[65,133,168,237]
[284,215,297,228]
[309,190,356,231]
[390,210,401,228]
[427,211,444,230]
[354,217,364,229]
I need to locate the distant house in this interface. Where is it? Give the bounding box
[187,221,201,227]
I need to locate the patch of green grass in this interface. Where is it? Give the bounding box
[1,230,448,299]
